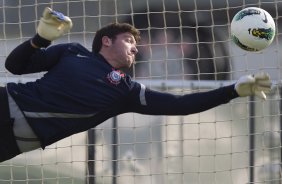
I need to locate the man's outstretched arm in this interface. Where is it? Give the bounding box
[128,72,272,115]
[5,7,72,75]
[129,84,238,115]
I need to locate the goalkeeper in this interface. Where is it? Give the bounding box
[0,7,272,162]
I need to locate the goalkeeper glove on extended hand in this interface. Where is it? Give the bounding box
[37,7,73,42]
[235,72,272,100]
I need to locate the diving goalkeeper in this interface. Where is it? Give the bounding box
[0,7,272,162]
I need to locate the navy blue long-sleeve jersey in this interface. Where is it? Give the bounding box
[5,40,239,148]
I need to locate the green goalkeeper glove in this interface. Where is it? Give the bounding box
[37,7,73,41]
[235,72,272,100]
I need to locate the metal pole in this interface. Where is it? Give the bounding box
[280,86,282,180]
[249,96,255,183]
[87,129,96,184]
[112,116,118,184]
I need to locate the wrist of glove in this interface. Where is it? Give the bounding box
[37,7,73,41]
[31,34,51,48]
[235,72,272,100]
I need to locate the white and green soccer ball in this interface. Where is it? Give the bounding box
[231,7,276,52]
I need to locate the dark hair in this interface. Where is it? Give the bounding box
[92,23,141,53]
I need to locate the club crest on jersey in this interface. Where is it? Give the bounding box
[107,70,124,85]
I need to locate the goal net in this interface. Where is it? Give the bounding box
[0,0,281,184]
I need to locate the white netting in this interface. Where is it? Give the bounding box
[0,0,282,183]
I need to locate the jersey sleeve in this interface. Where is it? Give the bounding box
[126,82,239,115]
[5,40,69,75]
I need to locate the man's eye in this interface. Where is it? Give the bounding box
[125,38,133,43]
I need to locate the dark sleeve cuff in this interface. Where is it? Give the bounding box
[31,34,51,48]
[222,84,239,101]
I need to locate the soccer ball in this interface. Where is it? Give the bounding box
[231,7,275,51]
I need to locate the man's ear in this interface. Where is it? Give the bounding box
[101,36,112,47]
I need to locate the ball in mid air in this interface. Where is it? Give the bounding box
[231,7,275,52]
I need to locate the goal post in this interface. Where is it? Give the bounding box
[0,0,282,184]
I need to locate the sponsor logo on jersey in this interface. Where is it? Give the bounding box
[107,70,125,85]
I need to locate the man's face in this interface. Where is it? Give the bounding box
[110,32,138,68]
